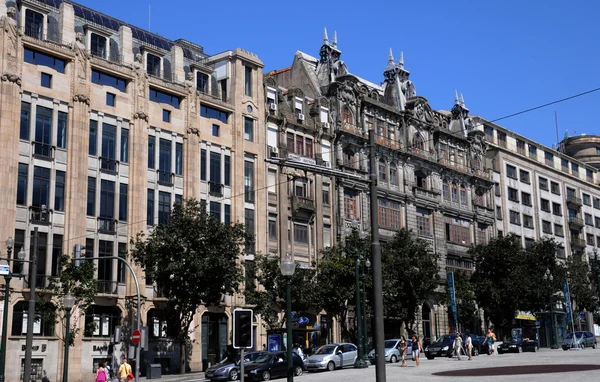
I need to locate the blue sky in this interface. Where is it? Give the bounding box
[78,0,600,148]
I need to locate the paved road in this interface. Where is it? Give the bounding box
[167,348,600,381]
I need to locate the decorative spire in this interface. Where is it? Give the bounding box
[398,51,404,68]
[460,93,465,107]
[388,48,394,65]
[332,31,337,48]
[323,28,329,45]
[454,90,460,105]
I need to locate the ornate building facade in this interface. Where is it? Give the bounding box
[0,1,265,381]
[265,30,495,339]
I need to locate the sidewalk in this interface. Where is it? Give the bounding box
[138,371,205,381]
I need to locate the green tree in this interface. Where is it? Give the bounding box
[131,199,247,374]
[381,228,440,332]
[246,253,319,330]
[38,254,97,347]
[566,254,599,314]
[451,271,478,332]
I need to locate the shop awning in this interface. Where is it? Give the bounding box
[515,311,536,321]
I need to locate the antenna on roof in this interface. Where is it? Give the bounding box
[148,4,151,32]
[554,111,559,145]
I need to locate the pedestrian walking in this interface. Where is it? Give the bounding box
[453,333,463,360]
[96,362,107,382]
[465,332,473,360]
[118,358,133,382]
[411,335,420,367]
[486,329,497,355]
[397,336,408,367]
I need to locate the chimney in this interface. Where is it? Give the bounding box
[171,45,185,82]
[59,2,75,44]
[119,26,133,65]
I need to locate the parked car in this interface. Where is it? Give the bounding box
[367,339,413,364]
[243,352,304,381]
[497,337,539,353]
[562,331,598,350]
[460,334,480,356]
[424,335,455,359]
[306,343,358,371]
[205,351,267,381]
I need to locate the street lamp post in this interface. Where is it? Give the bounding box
[351,221,368,369]
[0,239,25,382]
[543,269,557,349]
[361,258,371,360]
[280,253,295,382]
[62,294,76,382]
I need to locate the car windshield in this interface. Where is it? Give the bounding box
[315,345,337,354]
[217,358,232,366]
[433,336,452,344]
[384,340,397,348]
[566,332,583,339]
[254,354,274,364]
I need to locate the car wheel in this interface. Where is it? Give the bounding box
[390,355,397,363]
[327,361,335,372]
[261,371,271,381]
[533,345,538,352]
[518,346,523,353]
[581,344,586,350]
[295,366,303,376]
[229,368,239,381]
[426,356,434,360]
[593,343,597,349]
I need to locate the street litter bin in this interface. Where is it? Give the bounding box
[147,363,162,379]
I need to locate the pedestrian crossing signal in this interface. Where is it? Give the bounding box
[233,309,253,349]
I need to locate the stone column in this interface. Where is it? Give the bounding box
[59,2,75,44]
[119,26,133,66]
[171,45,185,83]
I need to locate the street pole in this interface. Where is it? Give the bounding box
[368,128,386,381]
[286,277,293,382]
[353,257,367,368]
[23,227,38,382]
[361,265,369,357]
[0,275,11,382]
[62,307,71,382]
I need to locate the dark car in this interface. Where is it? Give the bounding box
[205,351,268,381]
[424,335,455,359]
[497,338,539,354]
[460,334,481,356]
[562,331,598,350]
[243,352,304,381]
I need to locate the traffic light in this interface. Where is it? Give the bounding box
[233,309,253,349]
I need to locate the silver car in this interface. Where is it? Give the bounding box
[562,331,598,350]
[204,351,267,381]
[367,339,413,364]
[306,343,358,371]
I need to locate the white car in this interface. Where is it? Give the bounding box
[367,339,413,364]
[306,343,358,371]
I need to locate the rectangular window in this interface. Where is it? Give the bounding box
[594,197,600,209]
[200,105,228,124]
[197,73,208,93]
[416,207,431,236]
[541,198,550,212]
[244,117,254,142]
[212,124,220,137]
[287,133,295,153]
[146,53,161,77]
[268,217,277,240]
[322,184,330,206]
[147,135,155,169]
[583,193,591,205]
[596,216,600,228]
[158,138,172,182]
[92,69,127,92]
[87,177,96,216]
[224,204,231,225]
[523,214,534,228]
[32,166,50,208]
[147,189,155,225]
[175,142,183,175]
[390,166,398,186]
[118,243,127,283]
[551,181,560,195]
[200,149,207,181]
[585,213,593,226]
[529,144,537,158]
[296,135,304,156]
[89,120,98,156]
[508,187,519,202]
[519,169,530,184]
[445,221,471,246]
[209,152,221,184]
[539,177,548,190]
[99,180,115,219]
[552,202,562,216]
[561,158,569,171]
[90,33,107,58]
[24,8,44,39]
[496,206,502,219]
[120,128,129,164]
[57,111,67,149]
[484,125,493,140]
[571,162,579,174]
[224,155,231,186]
[587,169,594,180]
[506,164,517,179]
[587,233,595,246]
[378,163,387,182]
[294,224,308,244]
[509,210,520,225]
[220,79,228,102]
[210,201,221,222]
[542,220,552,234]
[106,92,116,107]
[20,101,31,141]
[52,234,63,276]
[516,139,526,155]
[545,151,554,166]
[245,209,255,254]
[17,163,28,206]
[244,66,252,97]
[522,192,532,206]
[34,106,52,159]
[24,48,65,73]
[158,191,171,225]
[149,88,180,109]
[119,183,128,221]
[497,131,507,147]
[379,199,402,231]
[305,138,313,159]
[41,73,52,88]
[554,223,564,237]
[244,160,254,203]
[344,190,358,219]
[162,109,171,123]
[54,170,65,212]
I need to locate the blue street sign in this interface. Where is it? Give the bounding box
[563,280,573,325]
[447,272,458,330]
[0,265,9,276]
[268,334,281,352]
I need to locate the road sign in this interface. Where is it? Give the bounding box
[298,317,309,325]
[132,329,141,345]
[0,265,9,276]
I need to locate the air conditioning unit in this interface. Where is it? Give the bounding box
[297,113,305,121]
[269,103,277,111]
[268,145,278,157]
[322,122,329,131]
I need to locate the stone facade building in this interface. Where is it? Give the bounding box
[0,1,265,381]
[264,30,495,340]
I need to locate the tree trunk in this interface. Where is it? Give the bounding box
[179,340,186,374]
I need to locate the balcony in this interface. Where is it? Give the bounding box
[568,216,584,229]
[439,158,470,175]
[32,142,53,161]
[29,206,51,225]
[413,186,441,203]
[341,122,363,136]
[99,157,118,174]
[475,205,495,220]
[410,147,433,161]
[570,236,586,249]
[157,170,174,186]
[375,135,400,150]
[98,218,116,234]
[473,169,492,180]
[566,195,582,208]
[208,182,224,197]
[97,280,118,295]
[292,195,315,217]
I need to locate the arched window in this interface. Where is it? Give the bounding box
[460,185,468,205]
[413,133,425,151]
[342,105,352,124]
[415,171,427,189]
[378,160,387,182]
[84,305,122,338]
[343,148,355,168]
[442,180,450,200]
[390,163,398,186]
[11,301,55,336]
[451,183,458,202]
